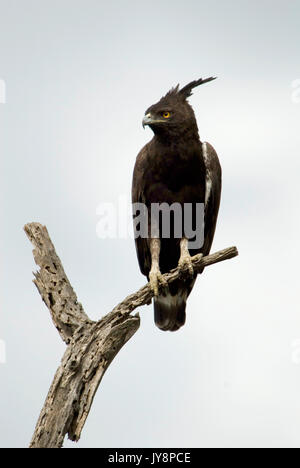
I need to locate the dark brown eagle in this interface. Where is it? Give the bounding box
[132,78,221,331]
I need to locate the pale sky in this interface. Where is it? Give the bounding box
[1,0,300,448]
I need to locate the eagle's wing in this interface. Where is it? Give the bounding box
[132,144,151,278]
[201,141,222,257]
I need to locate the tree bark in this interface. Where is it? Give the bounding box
[25,222,238,448]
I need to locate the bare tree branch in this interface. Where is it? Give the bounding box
[25,222,238,448]
[24,223,90,343]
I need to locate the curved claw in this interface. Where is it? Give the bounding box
[178,254,194,277]
[149,269,167,297]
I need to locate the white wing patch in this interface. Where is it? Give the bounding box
[202,142,212,207]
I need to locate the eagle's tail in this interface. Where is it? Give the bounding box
[154,291,186,332]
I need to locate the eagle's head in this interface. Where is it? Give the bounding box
[142,77,216,138]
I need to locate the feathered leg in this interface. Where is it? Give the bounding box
[178,238,203,276]
[149,238,167,296]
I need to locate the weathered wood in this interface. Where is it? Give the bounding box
[24,223,91,343]
[29,314,139,447]
[109,246,239,317]
[25,222,238,448]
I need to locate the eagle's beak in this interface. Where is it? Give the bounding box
[142,113,154,128]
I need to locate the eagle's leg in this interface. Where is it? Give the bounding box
[178,238,194,277]
[149,238,167,297]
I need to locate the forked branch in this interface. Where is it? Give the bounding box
[25,222,238,448]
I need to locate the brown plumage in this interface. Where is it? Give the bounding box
[132,78,222,331]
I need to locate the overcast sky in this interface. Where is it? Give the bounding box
[1,0,300,448]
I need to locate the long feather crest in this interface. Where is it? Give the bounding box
[178,77,217,99]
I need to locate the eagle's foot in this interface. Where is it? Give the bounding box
[149,267,167,297]
[191,253,203,263]
[178,253,194,278]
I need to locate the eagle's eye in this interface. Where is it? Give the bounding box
[162,111,171,119]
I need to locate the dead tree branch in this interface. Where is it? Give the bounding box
[25,222,238,448]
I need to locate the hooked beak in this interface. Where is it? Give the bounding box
[142,113,154,128]
[142,113,166,129]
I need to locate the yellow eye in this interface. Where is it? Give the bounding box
[162,111,170,119]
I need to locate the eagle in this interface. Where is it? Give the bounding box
[132,78,221,331]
